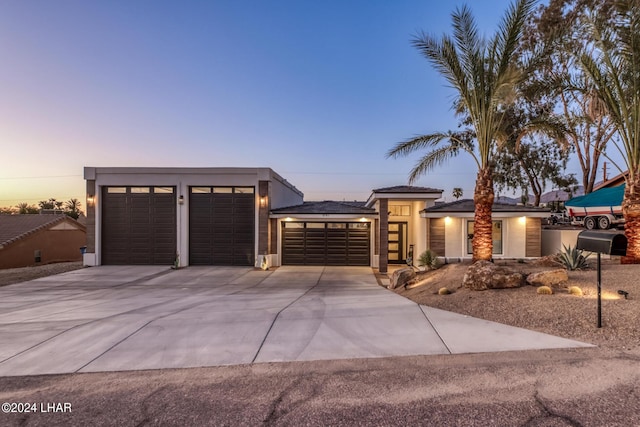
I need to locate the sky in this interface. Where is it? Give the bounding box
[0,0,578,211]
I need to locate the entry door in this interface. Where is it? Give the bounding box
[388,222,407,264]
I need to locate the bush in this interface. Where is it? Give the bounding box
[568,286,583,296]
[418,250,440,270]
[537,286,553,295]
[557,244,590,271]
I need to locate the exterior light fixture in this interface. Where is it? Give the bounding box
[87,195,95,206]
[444,216,452,225]
[259,196,268,208]
[178,195,184,205]
[519,216,526,225]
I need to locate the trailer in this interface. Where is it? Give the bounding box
[565,185,625,230]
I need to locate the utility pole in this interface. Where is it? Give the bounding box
[603,161,608,182]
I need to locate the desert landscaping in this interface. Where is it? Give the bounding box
[393,258,640,351]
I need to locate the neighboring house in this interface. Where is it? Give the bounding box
[593,171,627,191]
[0,214,86,269]
[422,199,550,261]
[84,167,548,272]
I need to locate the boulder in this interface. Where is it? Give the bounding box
[532,255,563,268]
[462,260,525,291]
[526,269,569,288]
[389,267,416,290]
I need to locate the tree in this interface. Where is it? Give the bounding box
[38,198,63,211]
[17,202,39,214]
[387,0,536,261]
[64,198,82,220]
[452,188,463,200]
[579,0,640,263]
[524,0,617,194]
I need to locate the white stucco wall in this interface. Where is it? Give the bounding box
[541,229,582,256]
[441,216,529,259]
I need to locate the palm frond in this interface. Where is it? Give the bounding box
[407,142,474,183]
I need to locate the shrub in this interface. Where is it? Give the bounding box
[557,244,590,271]
[438,287,451,295]
[568,286,583,296]
[537,286,553,295]
[418,250,440,270]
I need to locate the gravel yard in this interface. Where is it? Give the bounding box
[394,259,640,351]
[0,262,83,287]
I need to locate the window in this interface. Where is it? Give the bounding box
[283,222,304,228]
[212,187,233,193]
[191,187,211,193]
[327,223,346,229]
[107,187,126,193]
[306,223,325,229]
[130,187,150,193]
[234,187,254,194]
[349,223,370,229]
[467,220,503,255]
[154,187,174,193]
[389,205,411,216]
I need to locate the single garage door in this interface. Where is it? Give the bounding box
[189,186,255,266]
[282,222,370,266]
[102,186,177,265]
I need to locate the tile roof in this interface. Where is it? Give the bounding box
[0,215,81,247]
[271,201,377,215]
[372,185,443,193]
[423,199,550,213]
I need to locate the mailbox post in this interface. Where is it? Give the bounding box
[576,231,627,328]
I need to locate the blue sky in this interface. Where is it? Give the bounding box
[1,0,557,209]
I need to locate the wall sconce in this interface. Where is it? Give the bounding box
[259,196,268,208]
[178,195,184,205]
[87,195,95,206]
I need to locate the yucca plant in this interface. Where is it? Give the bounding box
[418,250,440,270]
[557,244,590,271]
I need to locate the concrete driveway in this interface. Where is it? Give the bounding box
[0,266,591,376]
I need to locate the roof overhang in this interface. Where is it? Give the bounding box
[421,210,550,218]
[365,191,443,208]
[270,213,378,220]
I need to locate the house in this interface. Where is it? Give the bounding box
[422,199,550,261]
[84,167,548,272]
[0,214,86,269]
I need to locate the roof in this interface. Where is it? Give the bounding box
[593,171,627,191]
[565,185,624,208]
[271,200,376,215]
[0,215,84,247]
[372,185,443,194]
[423,199,550,214]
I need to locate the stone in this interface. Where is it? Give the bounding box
[389,267,416,290]
[532,255,563,268]
[462,260,524,291]
[526,269,569,288]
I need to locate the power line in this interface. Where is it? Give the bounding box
[0,175,82,180]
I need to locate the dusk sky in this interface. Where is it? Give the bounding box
[0,0,573,211]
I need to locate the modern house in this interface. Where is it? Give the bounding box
[422,199,549,261]
[0,214,86,269]
[84,167,549,272]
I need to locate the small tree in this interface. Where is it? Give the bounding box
[64,198,82,220]
[38,198,63,211]
[17,203,39,214]
[452,188,463,200]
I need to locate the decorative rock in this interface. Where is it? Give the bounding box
[462,260,525,291]
[526,269,569,288]
[389,267,416,290]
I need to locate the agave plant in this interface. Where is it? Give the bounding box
[557,244,590,271]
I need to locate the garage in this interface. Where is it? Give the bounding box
[101,186,177,265]
[282,222,370,266]
[189,186,255,266]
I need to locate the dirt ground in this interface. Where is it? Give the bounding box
[394,258,640,351]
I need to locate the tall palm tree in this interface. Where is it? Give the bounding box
[579,0,640,263]
[387,0,536,261]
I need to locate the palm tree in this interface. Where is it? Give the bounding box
[452,187,464,200]
[64,198,82,220]
[579,1,640,263]
[387,0,535,261]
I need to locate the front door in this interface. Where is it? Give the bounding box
[388,222,407,264]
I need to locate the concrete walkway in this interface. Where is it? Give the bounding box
[0,266,593,376]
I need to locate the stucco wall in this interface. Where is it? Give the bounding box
[541,229,582,256]
[0,226,86,269]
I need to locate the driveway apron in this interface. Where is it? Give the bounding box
[0,266,592,376]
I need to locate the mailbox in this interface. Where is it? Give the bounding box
[576,230,627,256]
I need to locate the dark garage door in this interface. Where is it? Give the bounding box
[102,186,177,265]
[189,186,255,266]
[282,222,370,266]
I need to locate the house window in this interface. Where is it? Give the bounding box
[389,205,411,216]
[466,220,503,255]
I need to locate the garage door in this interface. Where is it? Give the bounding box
[102,186,177,265]
[282,222,370,266]
[189,186,255,266]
